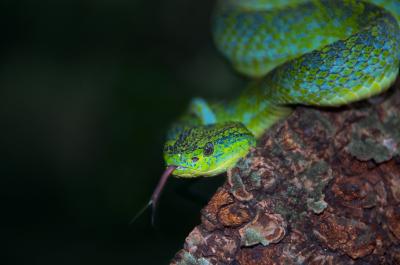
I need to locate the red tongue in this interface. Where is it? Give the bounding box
[150,165,177,224]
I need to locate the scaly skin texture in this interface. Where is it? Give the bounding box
[164,0,400,178]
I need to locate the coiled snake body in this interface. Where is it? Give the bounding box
[150,0,400,213]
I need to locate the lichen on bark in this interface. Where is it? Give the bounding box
[171,80,400,265]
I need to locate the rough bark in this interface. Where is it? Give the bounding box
[170,79,400,265]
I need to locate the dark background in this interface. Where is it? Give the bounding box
[1,0,246,264]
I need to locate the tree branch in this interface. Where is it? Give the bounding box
[171,79,400,265]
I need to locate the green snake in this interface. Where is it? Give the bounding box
[146,0,400,217]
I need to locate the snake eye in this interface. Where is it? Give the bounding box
[192,157,199,163]
[203,142,214,156]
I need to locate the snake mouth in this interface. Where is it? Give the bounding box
[164,164,187,172]
[170,164,228,178]
[167,165,203,177]
[165,161,195,173]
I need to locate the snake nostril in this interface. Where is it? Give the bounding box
[192,157,199,163]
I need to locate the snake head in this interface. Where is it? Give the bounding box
[163,122,256,178]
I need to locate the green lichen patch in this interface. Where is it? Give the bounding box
[299,161,332,213]
[239,212,286,247]
[249,172,262,188]
[307,198,328,214]
[348,135,392,163]
[233,153,264,190]
[175,252,212,265]
[242,227,271,246]
[348,112,400,163]
[302,160,329,178]
[227,168,253,201]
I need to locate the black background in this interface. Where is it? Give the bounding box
[2,0,246,264]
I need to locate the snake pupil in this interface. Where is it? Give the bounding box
[203,142,214,156]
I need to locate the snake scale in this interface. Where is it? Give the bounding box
[146,0,400,216]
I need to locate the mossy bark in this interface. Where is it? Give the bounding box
[171,79,400,265]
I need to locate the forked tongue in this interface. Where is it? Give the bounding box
[130,165,177,225]
[150,165,177,224]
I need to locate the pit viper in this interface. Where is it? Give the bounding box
[149,0,400,215]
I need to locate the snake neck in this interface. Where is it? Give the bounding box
[211,82,292,138]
